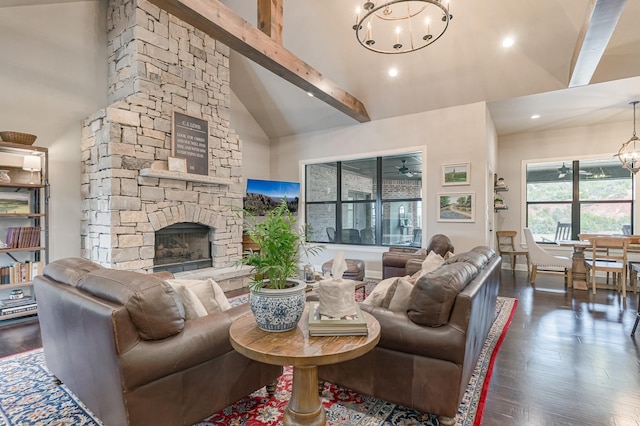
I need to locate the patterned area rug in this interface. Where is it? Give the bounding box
[0,293,517,426]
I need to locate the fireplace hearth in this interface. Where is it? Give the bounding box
[154,223,212,273]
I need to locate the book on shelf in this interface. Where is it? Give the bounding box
[308,302,368,336]
[5,226,41,249]
[0,261,43,284]
[0,297,37,315]
[1,303,37,316]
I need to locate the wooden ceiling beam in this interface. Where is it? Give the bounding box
[146,0,370,123]
[569,0,628,88]
[257,0,283,44]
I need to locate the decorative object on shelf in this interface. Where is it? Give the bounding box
[22,155,41,184]
[0,132,37,146]
[168,156,187,172]
[0,170,10,183]
[442,162,470,186]
[353,0,452,54]
[494,197,504,208]
[438,192,475,222]
[495,177,506,188]
[238,199,324,332]
[616,100,640,174]
[10,289,24,300]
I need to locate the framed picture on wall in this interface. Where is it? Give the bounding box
[438,192,475,222]
[442,163,470,186]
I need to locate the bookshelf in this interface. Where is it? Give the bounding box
[0,141,48,321]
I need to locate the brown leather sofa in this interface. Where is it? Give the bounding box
[382,233,454,278]
[34,258,282,426]
[319,246,500,425]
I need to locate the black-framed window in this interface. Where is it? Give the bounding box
[305,153,422,246]
[526,158,633,242]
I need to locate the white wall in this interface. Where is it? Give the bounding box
[230,90,271,183]
[0,1,108,260]
[271,102,493,277]
[497,119,634,256]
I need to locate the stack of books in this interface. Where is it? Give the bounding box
[308,302,368,336]
[0,297,37,316]
[5,226,41,248]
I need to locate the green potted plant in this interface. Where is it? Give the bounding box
[239,199,323,331]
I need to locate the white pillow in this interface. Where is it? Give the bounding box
[166,278,231,314]
[167,281,208,320]
[417,250,445,279]
[387,277,414,312]
[362,277,399,307]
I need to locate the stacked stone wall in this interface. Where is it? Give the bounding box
[81,0,243,271]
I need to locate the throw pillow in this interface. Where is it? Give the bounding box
[166,281,208,320]
[387,277,414,312]
[422,250,445,273]
[407,268,422,285]
[362,276,399,307]
[165,278,231,314]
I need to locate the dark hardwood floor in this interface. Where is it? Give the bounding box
[1,270,639,425]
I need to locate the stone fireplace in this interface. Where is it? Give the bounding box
[80,0,243,272]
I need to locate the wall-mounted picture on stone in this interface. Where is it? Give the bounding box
[244,179,300,217]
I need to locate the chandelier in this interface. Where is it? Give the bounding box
[353,0,452,54]
[616,101,640,174]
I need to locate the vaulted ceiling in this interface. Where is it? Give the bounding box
[217,0,640,139]
[4,0,638,141]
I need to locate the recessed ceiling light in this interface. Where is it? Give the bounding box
[531,114,541,119]
[502,37,514,48]
[307,92,314,97]
[388,68,398,77]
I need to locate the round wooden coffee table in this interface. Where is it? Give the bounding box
[229,304,381,426]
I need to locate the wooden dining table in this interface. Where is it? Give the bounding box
[556,235,640,291]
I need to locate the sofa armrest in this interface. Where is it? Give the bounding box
[360,304,465,364]
[119,304,252,390]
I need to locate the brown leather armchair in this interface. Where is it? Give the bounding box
[35,258,281,426]
[382,234,454,278]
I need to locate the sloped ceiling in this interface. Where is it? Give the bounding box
[221,0,640,139]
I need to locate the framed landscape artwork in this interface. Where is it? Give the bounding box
[438,192,475,222]
[0,192,29,214]
[442,163,470,186]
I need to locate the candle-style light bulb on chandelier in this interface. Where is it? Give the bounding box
[616,101,640,174]
[353,0,452,54]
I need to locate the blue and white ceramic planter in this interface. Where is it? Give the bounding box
[249,279,307,332]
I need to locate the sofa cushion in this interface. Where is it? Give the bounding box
[43,257,104,286]
[384,276,414,312]
[408,262,478,327]
[363,276,400,307]
[78,269,184,340]
[166,281,208,320]
[165,278,231,315]
[444,249,489,269]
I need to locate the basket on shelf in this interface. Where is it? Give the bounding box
[0,132,37,145]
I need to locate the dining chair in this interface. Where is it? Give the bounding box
[523,228,572,287]
[584,236,629,297]
[496,231,530,272]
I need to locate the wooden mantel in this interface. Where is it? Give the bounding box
[146,0,370,123]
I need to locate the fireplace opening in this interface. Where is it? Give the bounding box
[154,223,212,273]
